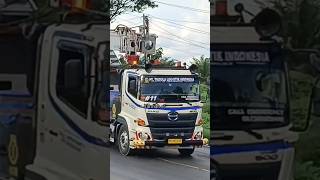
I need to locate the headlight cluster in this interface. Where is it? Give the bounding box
[137,132,151,141]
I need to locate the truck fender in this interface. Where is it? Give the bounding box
[114,116,128,139]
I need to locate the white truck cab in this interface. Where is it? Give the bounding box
[110,66,208,156]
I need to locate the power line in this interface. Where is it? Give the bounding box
[160,45,205,57]
[150,22,209,48]
[130,14,210,35]
[148,16,210,24]
[157,31,209,47]
[152,24,208,49]
[154,1,209,13]
[161,35,210,47]
[150,16,209,35]
[159,34,209,48]
[116,17,143,28]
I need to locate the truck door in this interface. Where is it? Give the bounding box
[121,73,139,121]
[36,34,108,179]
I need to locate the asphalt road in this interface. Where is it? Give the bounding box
[0,145,210,180]
[110,146,210,180]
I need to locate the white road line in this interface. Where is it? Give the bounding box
[157,158,210,172]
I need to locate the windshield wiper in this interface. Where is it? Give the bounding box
[211,130,262,141]
[185,101,192,106]
[243,129,263,140]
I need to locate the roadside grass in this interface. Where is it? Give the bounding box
[200,84,210,139]
[203,127,210,139]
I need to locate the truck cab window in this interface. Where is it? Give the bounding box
[128,76,137,98]
[56,48,89,117]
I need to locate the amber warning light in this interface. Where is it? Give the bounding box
[127,55,140,66]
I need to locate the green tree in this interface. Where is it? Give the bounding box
[150,47,164,61]
[254,0,320,74]
[256,0,320,49]
[108,0,157,21]
[140,48,176,66]
[191,55,210,84]
[159,57,176,67]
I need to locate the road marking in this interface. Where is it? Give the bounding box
[157,158,210,172]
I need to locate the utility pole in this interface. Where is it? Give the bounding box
[143,14,150,65]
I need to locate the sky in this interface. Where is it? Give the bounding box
[110,0,262,63]
[111,0,210,63]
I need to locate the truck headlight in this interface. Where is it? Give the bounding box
[137,132,151,141]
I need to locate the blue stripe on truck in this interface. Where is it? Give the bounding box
[49,94,108,148]
[211,141,293,155]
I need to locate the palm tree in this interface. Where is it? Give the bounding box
[191,55,210,84]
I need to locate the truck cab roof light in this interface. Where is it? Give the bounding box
[127,55,140,66]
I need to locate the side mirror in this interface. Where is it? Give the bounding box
[252,8,282,40]
[64,59,83,90]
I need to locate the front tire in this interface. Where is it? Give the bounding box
[117,125,134,156]
[178,147,195,156]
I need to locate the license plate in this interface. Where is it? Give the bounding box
[168,139,182,145]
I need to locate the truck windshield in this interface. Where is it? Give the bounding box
[140,75,200,102]
[212,43,289,130]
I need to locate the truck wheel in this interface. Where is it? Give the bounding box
[117,125,134,156]
[178,148,195,156]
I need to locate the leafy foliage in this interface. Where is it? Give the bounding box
[109,0,157,21]
[255,0,320,49]
[289,71,314,129]
[192,55,210,84]
[295,161,320,180]
[200,81,210,138]
[150,47,164,61]
[141,48,176,66]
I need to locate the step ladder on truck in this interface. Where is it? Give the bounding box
[211,1,320,180]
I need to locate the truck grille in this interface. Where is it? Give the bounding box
[146,113,198,140]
